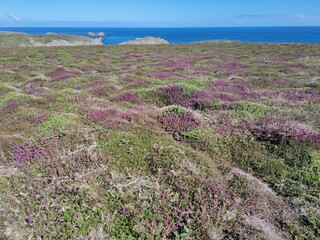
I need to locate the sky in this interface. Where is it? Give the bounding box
[1,0,320,27]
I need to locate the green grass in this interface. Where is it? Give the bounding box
[1,42,319,239]
[233,102,273,117]
[0,57,20,62]
[0,92,25,107]
[35,114,78,137]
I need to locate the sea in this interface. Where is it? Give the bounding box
[1,27,320,44]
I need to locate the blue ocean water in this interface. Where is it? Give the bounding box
[1,27,320,44]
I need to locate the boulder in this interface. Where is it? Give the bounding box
[97,32,105,37]
[305,77,320,88]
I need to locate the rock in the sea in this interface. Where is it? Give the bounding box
[119,37,169,45]
[88,32,95,37]
[305,77,320,88]
[88,32,105,37]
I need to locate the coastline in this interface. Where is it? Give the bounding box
[1,26,320,45]
[1,31,319,48]
[0,32,103,48]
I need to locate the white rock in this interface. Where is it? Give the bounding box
[119,37,169,45]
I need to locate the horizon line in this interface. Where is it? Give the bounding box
[1,25,320,28]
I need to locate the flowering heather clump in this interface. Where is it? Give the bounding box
[184,91,214,110]
[26,114,48,125]
[141,178,249,238]
[71,96,107,106]
[158,107,200,140]
[1,63,15,69]
[26,87,51,97]
[1,99,18,114]
[82,108,118,122]
[160,85,185,105]
[281,90,320,103]
[122,63,133,68]
[148,55,157,61]
[44,54,58,61]
[210,80,258,100]
[192,66,209,72]
[112,93,139,102]
[80,65,96,72]
[123,80,145,89]
[160,60,191,70]
[217,61,248,70]
[211,92,238,102]
[70,96,89,104]
[90,87,107,95]
[227,70,249,77]
[50,67,81,80]
[250,117,320,147]
[12,142,51,166]
[119,112,133,122]
[148,72,186,79]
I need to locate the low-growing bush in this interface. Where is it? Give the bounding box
[250,117,320,147]
[158,107,200,140]
[158,85,185,106]
[184,91,220,111]
[233,102,272,117]
[112,92,139,102]
[12,141,53,166]
[50,67,81,80]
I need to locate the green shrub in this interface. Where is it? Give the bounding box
[233,102,272,117]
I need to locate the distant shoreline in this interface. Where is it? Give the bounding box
[1,27,320,44]
[0,32,103,48]
[1,31,320,48]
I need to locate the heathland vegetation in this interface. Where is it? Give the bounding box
[0,42,319,239]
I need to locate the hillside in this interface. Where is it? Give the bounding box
[0,32,102,48]
[0,42,319,239]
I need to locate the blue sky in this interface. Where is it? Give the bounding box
[1,0,320,27]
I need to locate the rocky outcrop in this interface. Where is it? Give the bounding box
[25,37,103,47]
[88,32,105,37]
[305,77,320,88]
[0,32,103,48]
[119,37,169,45]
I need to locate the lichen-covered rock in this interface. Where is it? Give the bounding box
[305,77,320,88]
[119,37,169,45]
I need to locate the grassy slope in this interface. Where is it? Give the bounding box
[0,32,100,48]
[0,43,319,239]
